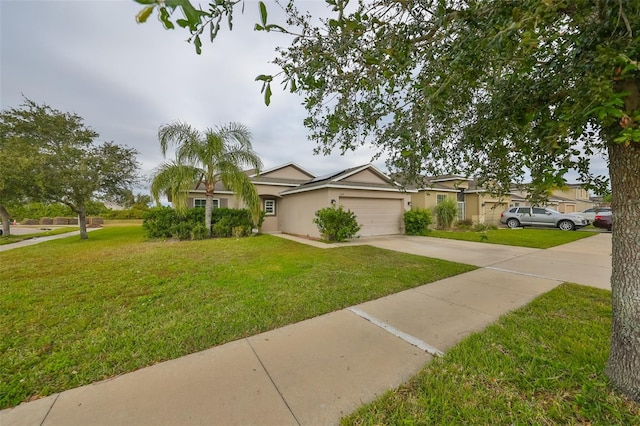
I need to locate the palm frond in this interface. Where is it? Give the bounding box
[150,161,202,210]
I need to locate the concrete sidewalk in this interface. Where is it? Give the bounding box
[0,227,100,252]
[1,233,611,426]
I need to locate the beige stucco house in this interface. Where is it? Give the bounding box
[410,175,508,225]
[411,175,594,225]
[509,184,594,214]
[185,163,414,239]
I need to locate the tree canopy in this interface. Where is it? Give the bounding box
[0,99,140,238]
[136,0,639,402]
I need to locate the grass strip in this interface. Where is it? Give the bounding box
[343,283,640,425]
[0,226,475,408]
[427,228,595,248]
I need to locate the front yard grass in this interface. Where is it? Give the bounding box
[427,227,596,248]
[343,283,640,425]
[0,226,475,409]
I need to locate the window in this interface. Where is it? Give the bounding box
[193,198,219,208]
[457,201,465,221]
[436,194,447,204]
[532,207,547,214]
[264,199,276,215]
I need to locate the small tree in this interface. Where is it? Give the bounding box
[313,205,361,242]
[433,199,458,230]
[0,99,140,239]
[150,121,262,237]
[404,208,432,236]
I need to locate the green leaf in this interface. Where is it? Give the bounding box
[254,24,265,31]
[176,18,190,28]
[265,24,286,33]
[264,82,272,106]
[259,1,267,26]
[136,5,154,23]
[255,74,273,82]
[194,35,202,55]
[159,7,175,30]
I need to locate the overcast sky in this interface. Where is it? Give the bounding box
[1,0,382,193]
[1,0,609,195]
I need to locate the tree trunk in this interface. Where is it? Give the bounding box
[604,140,640,403]
[205,193,213,238]
[0,204,11,236]
[77,204,89,240]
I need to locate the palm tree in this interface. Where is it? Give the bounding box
[150,121,263,237]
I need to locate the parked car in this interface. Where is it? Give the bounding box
[500,207,589,231]
[576,207,612,222]
[593,212,613,231]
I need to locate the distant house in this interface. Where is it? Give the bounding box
[411,175,595,225]
[184,163,414,239]
[410,175,509,225]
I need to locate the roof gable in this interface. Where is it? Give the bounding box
[281,164,414,195]
[250,162,315,180]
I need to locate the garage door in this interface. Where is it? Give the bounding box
[340,197,403,237]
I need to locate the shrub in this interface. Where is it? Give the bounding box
[142,207,257,240]
[454,219,473,230]
[404,209,432,235]
[433,199,458,230]
[472,222,497,232]
[142,207,204,239]
[313,206,361,242]
[211,208,254,237]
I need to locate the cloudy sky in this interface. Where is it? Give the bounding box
[1,0,382,193]
[1,0,609,195]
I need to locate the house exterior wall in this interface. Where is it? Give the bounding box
[279,190,331,238]
[551,187,593,212]
[410,191,457,210]
[187,193,238,208]
[465,193,480,222]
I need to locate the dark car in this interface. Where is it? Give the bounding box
[593,213,612,231]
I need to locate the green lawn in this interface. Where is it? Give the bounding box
[343,284,640,425]
[427,227,596,248]
[0,226,475,408]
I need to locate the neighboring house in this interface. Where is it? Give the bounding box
[410,175,508,225]
[185,163,414,239]
[510,184,594,213]
[550,184,593,213]
[411,175,594,225]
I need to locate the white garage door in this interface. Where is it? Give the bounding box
[340,197,403,237]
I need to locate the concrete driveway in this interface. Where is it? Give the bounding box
[364,233,612,290]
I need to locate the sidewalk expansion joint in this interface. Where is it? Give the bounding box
[483,266,564,282]
[346,307,444,357]
[245,338,301,426]
[40,393,60,426]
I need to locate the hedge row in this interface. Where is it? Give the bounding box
[142,207,262,240]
